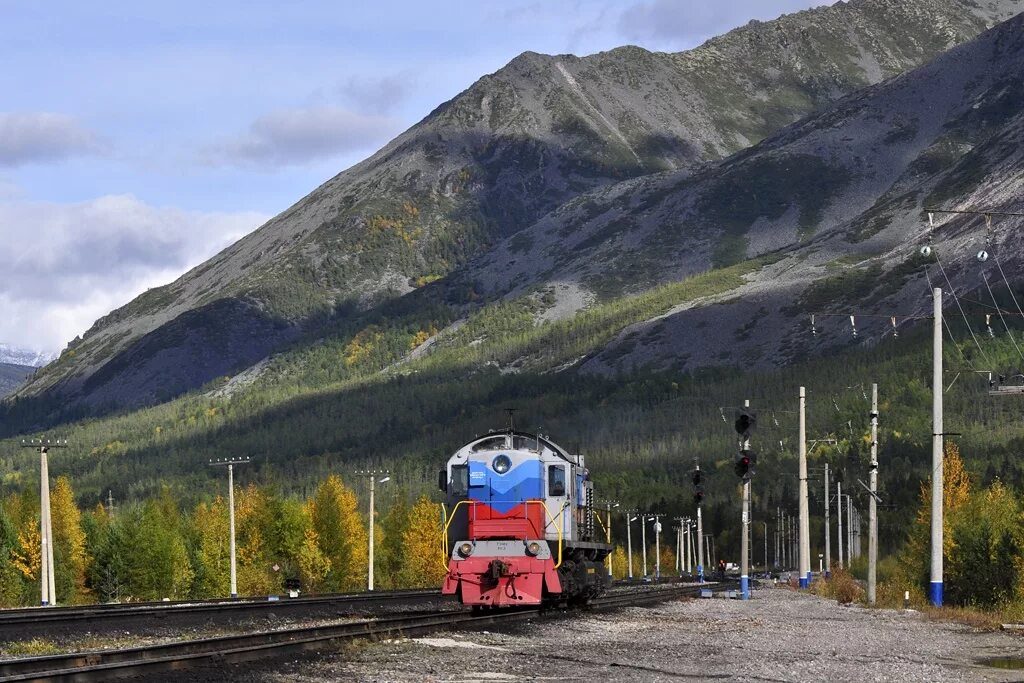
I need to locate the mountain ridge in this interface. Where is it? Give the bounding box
[8,0,1024,420]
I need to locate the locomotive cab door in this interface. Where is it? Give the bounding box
[545,462,572,541]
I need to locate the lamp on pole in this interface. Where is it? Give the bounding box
[209,456,250,598]
[22,439,66,606]
[357,470,390,591]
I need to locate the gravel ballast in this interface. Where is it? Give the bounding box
[246,585,1023,682]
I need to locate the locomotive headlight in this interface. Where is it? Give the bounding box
[492,454,512,474]
[525,541,542,556]
[458,542,474,557]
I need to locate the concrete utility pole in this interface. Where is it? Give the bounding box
[673,516,686,575]
[210,456,250,598]
[696,506,704,583]
[837,481,844,568]
[763,521,768,575]
[641,515,648,577]
[931,287,944,606]
[653,515,663,580]
[688,520,695,574]
[740,399,751,599]
[22,439,66,606]
[357,470,390,591]
[625,512,637,579]
[824,463,831,578]
[106,490,115,519]
[798,387,810,588]
[847,497,854,561]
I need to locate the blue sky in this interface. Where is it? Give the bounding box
[0,0,826,353]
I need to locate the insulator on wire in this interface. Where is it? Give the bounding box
[810,314,817,337]
[928,212,934,228]
[850,315,857,338]
[719,407,727,423]
[986,314,994,338]
[772,412,779,427]
[891,316,898,338]
[832,397,840,412]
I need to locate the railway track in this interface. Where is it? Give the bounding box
[0,582,732,681]
[0,589,448,642]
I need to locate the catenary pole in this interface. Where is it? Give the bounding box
[740,399,751,599]
[696,506,704,583]
[798,387,810,588]
[641,515,648,577]
[837,481,844,568]
[824,463,831,578]
[653,515,662,580]
[931,287,944,606]
[625,512,635,580]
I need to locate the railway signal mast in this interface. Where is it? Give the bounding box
[734,402,755,600]
[21,438,66,606]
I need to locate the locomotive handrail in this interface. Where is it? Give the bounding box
[438,499,565,570]
[439,500,473,571]
[523,499,564,569]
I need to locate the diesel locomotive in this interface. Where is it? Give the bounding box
[439,430,611,607]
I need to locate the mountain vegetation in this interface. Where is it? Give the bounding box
[2,1,1024,609]
[9,0,1022,417]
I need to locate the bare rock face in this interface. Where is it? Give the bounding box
[11,0,1024,415]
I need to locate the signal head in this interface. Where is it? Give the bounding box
[692,469,703,487]
[734,411,756,437]
[693,486,705,506]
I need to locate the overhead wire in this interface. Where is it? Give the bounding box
[930,247,995,369]
[982,270,1024,364]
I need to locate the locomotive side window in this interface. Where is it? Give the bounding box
[548,465,566,497]
[450,464,469,496]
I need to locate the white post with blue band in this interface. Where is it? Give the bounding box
[696,506,704,583]
[798,386,811,588]
[930,287,944,606]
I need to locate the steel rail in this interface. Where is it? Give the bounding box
[0,583,733,681]
[0,588,440,625]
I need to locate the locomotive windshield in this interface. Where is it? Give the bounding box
[548,465,565,496]
[450,464,468,496]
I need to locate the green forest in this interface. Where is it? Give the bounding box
[1,255,1023,608]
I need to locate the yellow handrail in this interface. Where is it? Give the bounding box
[439,498,566,570]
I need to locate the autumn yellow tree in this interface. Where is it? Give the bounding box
[296,504,331,592]
[235,485,276,595]
[311,475,367,592]
[899,442,972,596]
[610,545,629,579]
[50,477,89,603]
[399,495,445,587]
[192,497,229,598]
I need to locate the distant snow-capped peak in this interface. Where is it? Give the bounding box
[0,343,57,368]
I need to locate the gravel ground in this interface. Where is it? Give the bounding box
[240,585,1024,683]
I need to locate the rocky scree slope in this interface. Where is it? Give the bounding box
[461,12,1024,375]
[11,0,1024,415]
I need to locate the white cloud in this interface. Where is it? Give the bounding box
[617,0,825,48]
[0,112,107,167]
[202,105,401,167]
[0,194,268,352]
[338,71,417,115]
